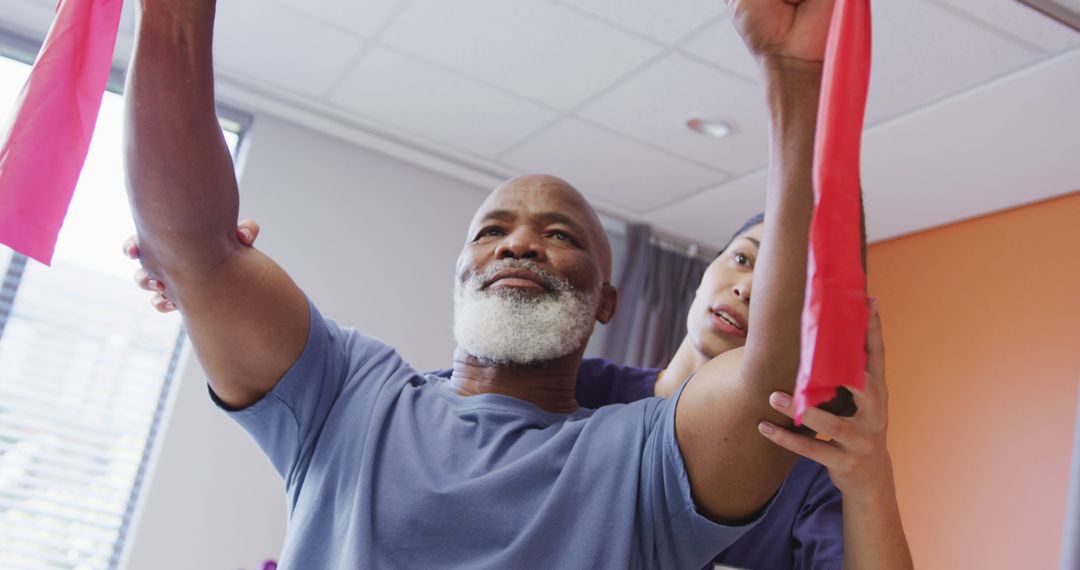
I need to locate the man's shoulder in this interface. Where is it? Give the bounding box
[311,307,406,367]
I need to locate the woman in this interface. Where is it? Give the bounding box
[575,214,911,569]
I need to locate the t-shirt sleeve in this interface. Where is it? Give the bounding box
[792,464,845,569]
[210,298,401,491]
[636,382,774,568]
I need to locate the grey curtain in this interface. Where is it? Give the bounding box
[600,224,708,369]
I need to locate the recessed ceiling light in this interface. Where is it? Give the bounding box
[686,117,734,139]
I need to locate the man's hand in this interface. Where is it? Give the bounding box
[124,220,261,313]
[726,0,834,66]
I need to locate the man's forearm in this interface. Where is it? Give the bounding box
[741,58,822,393]
[124,1,239,278]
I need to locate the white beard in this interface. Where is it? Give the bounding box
[453,259,599,366]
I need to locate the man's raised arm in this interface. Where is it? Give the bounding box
[676,0,839,521]
[125,0,309,409]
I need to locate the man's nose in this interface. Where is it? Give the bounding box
[494,229,545,261]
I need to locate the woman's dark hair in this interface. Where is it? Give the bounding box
[717,213,765,257]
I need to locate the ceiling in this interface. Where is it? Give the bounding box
[2,0,1078,248]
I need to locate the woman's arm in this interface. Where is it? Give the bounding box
[760,301,914,569]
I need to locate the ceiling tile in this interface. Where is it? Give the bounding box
[932,0,1080,53]
[653,36,1080,248]
[677,13,760,82]
[379,0,663,109]
[577,53,770,176]
[551,0,725,44]
[860,49,1080,241]
[644,171,767,249]
[268,0,402,37]
[329,47,558,157]
[213,0,366,97]
[865,0,1040,125]
[499,119,727,213]
[0,0,1075,267]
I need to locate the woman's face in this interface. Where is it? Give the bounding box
[685,223,764,359]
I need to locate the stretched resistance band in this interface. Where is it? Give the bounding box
[794,0,873,423]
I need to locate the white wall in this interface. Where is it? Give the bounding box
[124,113,489,569]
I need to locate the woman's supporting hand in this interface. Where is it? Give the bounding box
[758,298,891,498]
[123,219,262,313]
[758,299,914,569]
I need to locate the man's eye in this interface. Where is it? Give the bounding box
[548,230,579,245]
[476,227,505,240]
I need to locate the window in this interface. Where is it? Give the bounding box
[0,48,245,569]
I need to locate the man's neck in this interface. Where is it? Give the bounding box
[449,348,584,414]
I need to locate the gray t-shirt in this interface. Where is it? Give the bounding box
[219,300,765,568]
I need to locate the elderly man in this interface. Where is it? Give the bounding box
[125,0,838,567]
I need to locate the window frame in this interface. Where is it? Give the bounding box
[0,26,252,569]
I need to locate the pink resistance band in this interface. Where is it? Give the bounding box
[0,0,124,265]
[794,0,873,423]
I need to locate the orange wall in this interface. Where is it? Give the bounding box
[868,191,1080,569]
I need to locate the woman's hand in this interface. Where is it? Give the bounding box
[758,299,895,500]
[123,219,261,313]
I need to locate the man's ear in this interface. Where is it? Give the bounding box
[596,283,618,325]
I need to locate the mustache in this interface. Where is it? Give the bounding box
[468,259,563,293]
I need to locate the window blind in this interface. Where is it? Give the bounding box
[0,46,245,569]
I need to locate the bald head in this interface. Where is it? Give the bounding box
[455,173,621,361]
[470,174,613,281]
